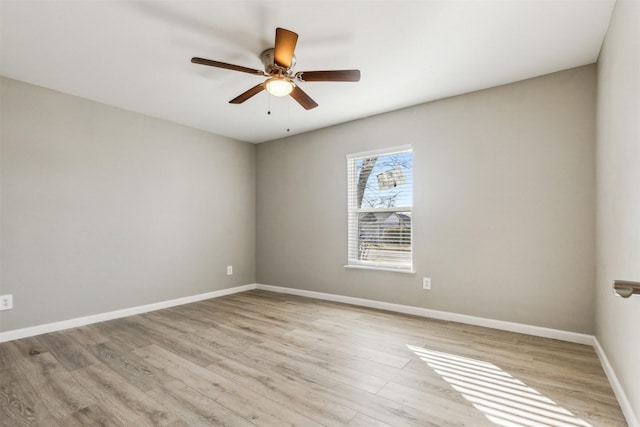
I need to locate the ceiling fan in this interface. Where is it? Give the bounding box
[191,28,361,110]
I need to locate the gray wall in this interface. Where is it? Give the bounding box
[0,77,256,331]
[257,65,596,334]
[596,0,640,421]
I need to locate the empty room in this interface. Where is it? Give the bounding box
[1,1,638,426]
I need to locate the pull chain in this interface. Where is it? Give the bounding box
[286,97,291,132]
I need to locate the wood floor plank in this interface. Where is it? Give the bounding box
[36,331,98,371]
[122,317,226,368]
[307,317,430,353]
[145,379,255,427]
[244,337,389,394]
[91,318,154,352]
[346,413,394,427]
[284,327,412,368]
[61,404,125,427]
[377,381,495,427]
[270,363,441,427]
[134,344,324,427]
[85,340,174,393]
[0,337,48,371]
[165,305,265,348]
[0,344,14,371]
[61,324,110,348]
[0,366,60,427]
[206,356,358,426]
[0,290,628,426]
[212,294,321,328]
[140,310,200,336]
[179,327,275,374]
[71,362,181,426]
[155,306,215,333]
[14,351,96,419]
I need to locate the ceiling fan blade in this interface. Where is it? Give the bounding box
[297,70,361,82]
[274,28,298,68]
[229,84,265,104]
[290,86,318,110]
[191,57,266,76]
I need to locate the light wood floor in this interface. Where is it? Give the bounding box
[0,290,627,426]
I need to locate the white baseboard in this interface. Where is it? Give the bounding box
[593,337,640,427]
[0,284,257,343]
[2,283,594,346]
[2,282,594,346]
[255,284,595,345]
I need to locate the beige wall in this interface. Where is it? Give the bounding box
[596,0,640,423]
[1,66,599,337]
[0,77,256,331]
[257,65,596,334]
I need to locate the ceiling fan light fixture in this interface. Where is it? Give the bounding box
[191,27,359,110]
[265,77,293,97]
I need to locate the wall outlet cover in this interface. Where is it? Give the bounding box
[0,294,13,311]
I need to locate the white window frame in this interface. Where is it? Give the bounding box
[345,145,414,273]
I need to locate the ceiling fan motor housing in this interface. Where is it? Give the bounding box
[261,48,296,75]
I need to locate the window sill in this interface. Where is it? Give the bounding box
[344,264,415,274]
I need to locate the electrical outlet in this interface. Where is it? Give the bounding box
[226,266,233,276]
[422,277,431,290]
[0,294,13,311]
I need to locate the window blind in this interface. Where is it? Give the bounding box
[347,145,413,271]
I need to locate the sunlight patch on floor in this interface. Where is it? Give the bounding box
[407,345,592,427]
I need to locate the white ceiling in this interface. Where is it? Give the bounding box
[1,1,615,144]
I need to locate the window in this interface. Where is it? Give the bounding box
[346,145,413,272]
